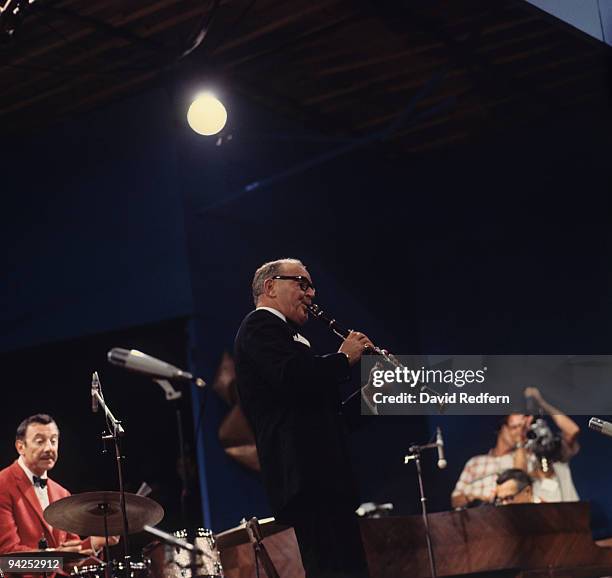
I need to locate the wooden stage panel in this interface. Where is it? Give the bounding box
[217,503,612,578]
[219,527,305,578]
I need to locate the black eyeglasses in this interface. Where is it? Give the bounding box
[271,275,315,292]
[494,485,529,505]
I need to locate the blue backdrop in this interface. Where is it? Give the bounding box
[2,75,612,537]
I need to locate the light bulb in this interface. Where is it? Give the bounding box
[187,92,227,136]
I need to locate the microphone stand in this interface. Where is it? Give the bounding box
[105,349,207,534]
[175,401,188,526]
[404,440,439,578]
[245,517,280,578]
[153,379,189,528]
[152,376,207,530]
[92,381,131,578]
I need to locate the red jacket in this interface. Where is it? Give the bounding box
[0,460,92,553]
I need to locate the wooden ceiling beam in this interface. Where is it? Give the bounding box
[302,55,448,106]
[218,11,361,70]
[5,0,198,67]
[212,0,346,54]
[0,4,207,108]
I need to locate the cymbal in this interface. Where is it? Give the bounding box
[215,517,290,550]
[44,491,164,536]
[1,549,89,562]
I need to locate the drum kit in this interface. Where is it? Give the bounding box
[1,360,284,578]
[1,492,291,578]
[2,488,288,578]
[2,491,225,578]
[25,370,226,578]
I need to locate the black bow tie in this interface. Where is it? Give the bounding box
[33,476,47,489]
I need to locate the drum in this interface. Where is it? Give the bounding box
[71,561,149,578]
[144,528,223,578]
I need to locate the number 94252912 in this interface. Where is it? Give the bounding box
[0,557,62,573]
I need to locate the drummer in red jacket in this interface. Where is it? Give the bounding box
[0,414,118,558]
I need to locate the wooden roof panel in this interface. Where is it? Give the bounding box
[0,0,609,152]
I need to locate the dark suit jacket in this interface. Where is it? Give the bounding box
[234,309,358,519]
[0,460,93,553]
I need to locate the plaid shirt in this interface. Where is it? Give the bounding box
[453,434,580,504]
[452,451,533,502]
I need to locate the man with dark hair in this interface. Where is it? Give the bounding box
[235,258,373,578]
[15,414,56,442]
[451,414,531,508]
[452,389,580,508]
[0,414,118,555]
[495,468,534,505]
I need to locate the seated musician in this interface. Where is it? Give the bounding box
[494,468,535,505]
[452,388,580,508]
[0,414,119,557]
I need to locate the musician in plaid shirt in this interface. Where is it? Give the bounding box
[451,414,531,508]
[452,390,580,508]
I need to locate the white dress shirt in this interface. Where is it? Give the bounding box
[18,456,49,510]
[256,307,311,347]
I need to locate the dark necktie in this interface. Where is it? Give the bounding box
[33,475,47,489]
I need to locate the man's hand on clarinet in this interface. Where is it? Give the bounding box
[339,331,374,366]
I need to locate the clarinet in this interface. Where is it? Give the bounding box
[306,302,445,406]
[306,303,403,369]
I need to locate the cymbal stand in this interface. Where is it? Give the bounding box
[404,440,439,578]
[99,502,112,578]
[92,375,130,578]
[245,517,280,578]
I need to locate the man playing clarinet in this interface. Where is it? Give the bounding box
[234,258,373,578]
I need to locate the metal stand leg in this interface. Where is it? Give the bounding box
[100,504,112,578]
[405,444,438,578]
[414,452,437,578]
[245,518,280,578]
[175,405,188,527]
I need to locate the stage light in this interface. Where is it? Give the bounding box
[187,92,227,136]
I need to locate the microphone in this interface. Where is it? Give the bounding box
[436,426,447,469]
[589,417,612,437]
[108,348,206,387]
[91,371,100,413]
